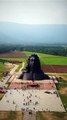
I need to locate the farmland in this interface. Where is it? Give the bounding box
[0,51,67,65]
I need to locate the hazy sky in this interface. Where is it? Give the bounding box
[0,0,67,24]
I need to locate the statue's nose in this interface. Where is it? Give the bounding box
[30,61,34,64]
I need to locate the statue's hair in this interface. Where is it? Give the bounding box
[19,54,50,80]
[26,54,42,73]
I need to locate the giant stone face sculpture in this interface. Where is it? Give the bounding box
[19,54,50,81]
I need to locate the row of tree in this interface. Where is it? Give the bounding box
[0,44,67,56]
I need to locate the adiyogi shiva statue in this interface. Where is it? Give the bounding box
[19,54,50,81]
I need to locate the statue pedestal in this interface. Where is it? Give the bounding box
[27,82,40,88]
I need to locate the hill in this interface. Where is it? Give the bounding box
[0,22,67,45]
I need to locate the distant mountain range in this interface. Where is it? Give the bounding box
[0,22,67,45]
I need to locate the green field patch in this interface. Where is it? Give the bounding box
[0,62,13,80]
[0,58,27,63]
[0,63,5,72]
[56,78,67,110]
[16,63,22,72]
[61,74,67,78]
[8,111,16,120]
[53,112,67,119]
[0,63,6,79]
[60,94,67,110]
[56,79,67,90]
[36,112,45,120]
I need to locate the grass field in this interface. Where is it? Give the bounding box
[0,63,6,79]
[56,78,67,110]
[0,58,26,63]
[0,63,13,80]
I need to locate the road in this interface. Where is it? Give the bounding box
[19,62,25,73]
[1,64,18,86]
[10,64,18,75]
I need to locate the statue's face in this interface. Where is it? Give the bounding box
[29,57,35,68]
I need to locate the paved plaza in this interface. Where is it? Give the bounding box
[0,89,65,112]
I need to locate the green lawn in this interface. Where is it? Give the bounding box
[60,94,67,110]
[8,111,16,120]
[56,79,67,90]
[0,58,27,62]
[56,78,67,110]
[0,63,6,79]
[36,112,45,120]
[0,63,12,80]
[0,63,5,73]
